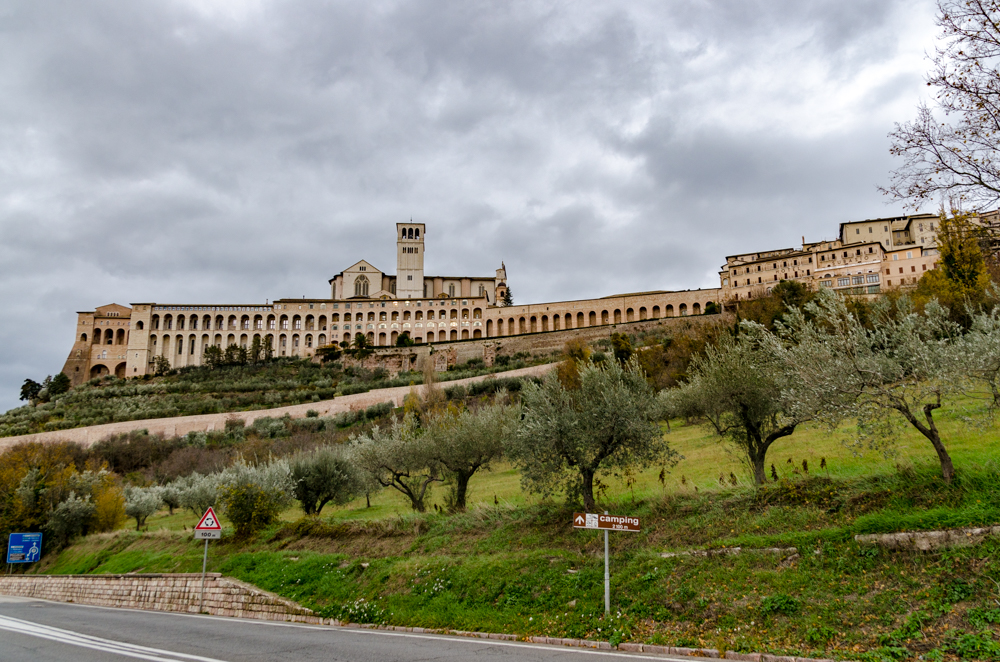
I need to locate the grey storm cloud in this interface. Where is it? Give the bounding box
[0,0,938,410]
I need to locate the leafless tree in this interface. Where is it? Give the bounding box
[883,1,1000,210]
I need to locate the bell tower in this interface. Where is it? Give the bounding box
[396,221,425,299]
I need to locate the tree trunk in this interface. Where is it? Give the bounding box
[453,470,472,512]
[897,401,955,484]
[580,468,596,511]
[750,452,768,485]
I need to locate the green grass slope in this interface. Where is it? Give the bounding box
[30,398,1000,662]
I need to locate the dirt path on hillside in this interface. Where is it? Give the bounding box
[0,363,555,451]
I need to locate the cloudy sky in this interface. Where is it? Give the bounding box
[0,0,939,411]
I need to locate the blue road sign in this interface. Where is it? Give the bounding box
[7,532,42,563]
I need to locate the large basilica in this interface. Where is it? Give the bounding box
[60,222,720,384]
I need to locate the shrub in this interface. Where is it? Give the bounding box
[216,459,293,537]
[760,594,801,616]
[44,493,96,549]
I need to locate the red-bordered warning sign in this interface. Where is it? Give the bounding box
[195,507,221,530]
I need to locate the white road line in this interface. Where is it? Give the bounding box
[10,600,701,661]
[0,614,230,662]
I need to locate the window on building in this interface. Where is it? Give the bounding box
[867,274,880,283]
[355,275,370,297]
[837,277,850,287]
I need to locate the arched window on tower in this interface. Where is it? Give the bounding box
[355,275,370,298]
[401,228,406,239]
[408,227,413,239]
[415,228,419,238]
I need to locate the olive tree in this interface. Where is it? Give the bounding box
[507,358,672,511]
[290,446,361,516]
[661,324,825,485]
[350,414,440,512]
[422,396,520,511]
[124,486,162,531]
[781,290,964,483]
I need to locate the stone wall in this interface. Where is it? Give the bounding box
[340,313,726,376]
[0,573,325,623]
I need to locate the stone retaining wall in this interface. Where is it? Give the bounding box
[0,573,323,623]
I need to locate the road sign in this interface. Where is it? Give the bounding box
[6,533,42,563]
[572,512,640,532]
[194,530,221,539]
[195,507,222,530]
[194,507,223,613]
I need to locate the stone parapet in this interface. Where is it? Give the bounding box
[0,573,322,624]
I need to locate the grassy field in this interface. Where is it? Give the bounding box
[134,391,999,531]
[28,392,1000,661]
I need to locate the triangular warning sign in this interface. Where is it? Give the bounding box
[195,507,221,530]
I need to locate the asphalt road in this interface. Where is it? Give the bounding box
[0,596,702,662]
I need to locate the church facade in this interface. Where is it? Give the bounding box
[60,222,720,384]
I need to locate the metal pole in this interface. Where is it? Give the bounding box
[604,511,610,615]
[200,538,208,614]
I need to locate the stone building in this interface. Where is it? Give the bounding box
[62,224,720,385]
[718,212,943,302]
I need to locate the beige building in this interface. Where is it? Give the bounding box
[62,224,721,384]
[719,212,944,302]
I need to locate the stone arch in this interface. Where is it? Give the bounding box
[614,309,622,324]
[178,315,187,330]
[90,364,109,378]
[116,328,126,345]
[80,332,88,342]
[486,319,494,337]
[377,332,385,346]
[137,321,144,330]
[176,334,184,355]
[473,329,482,338]
[104,328,114,344]
[115,362,127,378]
[680,303,688,316]
[519,317,527,334]
[203,315,212,330]
[589,311,597,326]
[462,329,469,339]
[215,315,224,330]
[627,308,634,322]
[693,302,701,315]
[202,334,210,355]
[240,333,248,348]
[639,307,647,321]
[450,330,458,341]
[540,315,548,331]
[652,305,660,318]
[390,331,398,345]
[665,304,674,317]
[152,315,160,330]
[164,314,173,330]
[601,310,609,325]
[228,315,237,330]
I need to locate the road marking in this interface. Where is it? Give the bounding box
[0,614,229,662]
[8,600,703,661]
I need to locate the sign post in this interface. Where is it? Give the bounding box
[573,512,640,614]
[194,507,222,614]
[7,533,42,573]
